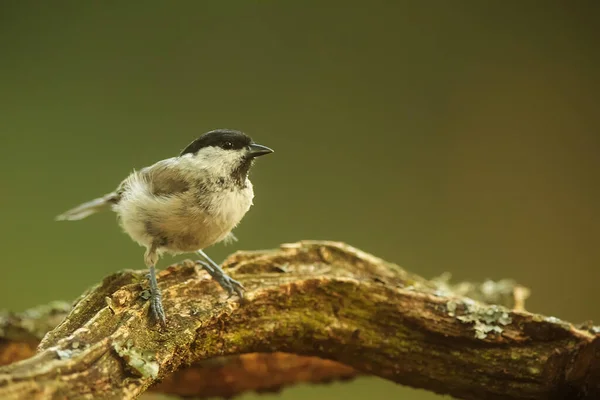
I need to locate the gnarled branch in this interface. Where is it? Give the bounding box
[0,241,598,399]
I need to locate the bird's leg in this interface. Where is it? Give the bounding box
[144,245,166,327]
[196,249,244,298]
[147,265,166,327]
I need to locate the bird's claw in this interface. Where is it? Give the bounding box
[195,260,245,299]
[149,288,167,328]
[221,275,245,299]
[146,265,166,328]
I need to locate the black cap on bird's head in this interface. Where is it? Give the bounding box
[180,129,273,158]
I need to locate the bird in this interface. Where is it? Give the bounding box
[56,129,274,327]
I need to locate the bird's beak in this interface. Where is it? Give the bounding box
[247,143,274,158]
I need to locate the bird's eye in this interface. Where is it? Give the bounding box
[222,141,234,149]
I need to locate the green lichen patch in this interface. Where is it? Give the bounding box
[113,339,159,378]
[451,299,512,339]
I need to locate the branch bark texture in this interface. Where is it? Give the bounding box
[0,241,598,399]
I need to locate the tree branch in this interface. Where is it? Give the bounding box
[0,241,598,399]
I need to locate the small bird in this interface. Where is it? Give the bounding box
[56,129,273,326]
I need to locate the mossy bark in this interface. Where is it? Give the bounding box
[0,241,598,399]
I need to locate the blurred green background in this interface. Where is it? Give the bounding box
[1,2,598,399]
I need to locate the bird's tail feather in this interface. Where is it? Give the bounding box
[55,192,118,221]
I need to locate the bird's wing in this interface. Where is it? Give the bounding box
[138,158,191,197]
[113,158,193,203]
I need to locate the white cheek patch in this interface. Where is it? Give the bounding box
[190,147,246,178]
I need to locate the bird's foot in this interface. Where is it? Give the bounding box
[146,265,167,328]
[149,286,166,327]
[195,260,245,298]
